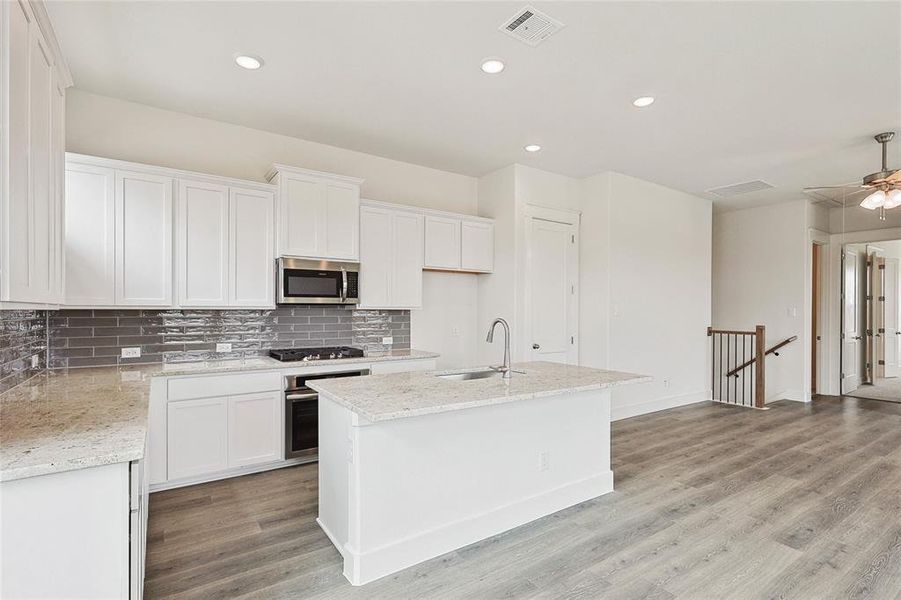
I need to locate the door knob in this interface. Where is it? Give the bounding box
[532,343,540,349]
[854,336,862,340]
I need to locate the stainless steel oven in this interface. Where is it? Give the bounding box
[284,369,369,460]
[277,257,359,304]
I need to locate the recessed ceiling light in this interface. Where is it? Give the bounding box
[235,55,263,70]
[524,144,542,153]
[633,96,655,108]
[481,58,505,74]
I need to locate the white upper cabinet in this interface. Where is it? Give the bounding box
[64,154,275,308]
[423,216,461,270]
[423,214,494,274]
[116,170,174,306]
[268,165,363,261]
[1,0,70,305]
[229,188,275,307]
[65,164,115,305]
[177,179,229,306]
[461,220,494,273]
[359,202,424,310]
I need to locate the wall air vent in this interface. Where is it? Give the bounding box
[500,6,564,46]
[706,180,774,198]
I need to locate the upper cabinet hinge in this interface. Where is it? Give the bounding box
[571,234,575,243]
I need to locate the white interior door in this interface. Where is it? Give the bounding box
[842,247,862,394]
[885,258,899,378]
[526,214,578,364]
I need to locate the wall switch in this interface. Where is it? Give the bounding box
[663,378,670,389]
[216,343,232,353]
[31,354,39,368]
[382,336,393,345]
[121,347,141,359]
[538,450,550,472]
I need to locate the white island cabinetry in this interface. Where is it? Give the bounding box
[312,362,648,586]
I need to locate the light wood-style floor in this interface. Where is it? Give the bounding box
[144,396,901,599]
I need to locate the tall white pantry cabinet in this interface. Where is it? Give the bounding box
[0,0,71,306]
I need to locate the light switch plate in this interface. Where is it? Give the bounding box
[216,343,232,353]
[121,347,141,359]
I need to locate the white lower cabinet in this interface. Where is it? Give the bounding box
[167,397,229,480]
[227,392,282,468]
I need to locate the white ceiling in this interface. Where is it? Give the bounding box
[47,1,901,210]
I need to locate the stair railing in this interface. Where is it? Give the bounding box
[707,325,766,409]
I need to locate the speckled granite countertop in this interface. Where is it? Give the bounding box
[1,350,439,482]
[0,366,157,482]
[308,361,651,422]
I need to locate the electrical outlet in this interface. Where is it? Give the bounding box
[382,336,393,345]
[451,326,460,337]
[31,354,39,368]
[121,347,141,359]
[216,343,232,353]
[538,450,550,472]
[663,378,670,389]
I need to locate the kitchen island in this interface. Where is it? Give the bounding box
[308,361,650,586]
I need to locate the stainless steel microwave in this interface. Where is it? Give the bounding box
[277,258,359,304]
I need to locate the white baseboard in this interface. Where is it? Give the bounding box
[611,390,708,421]
[767,389,808,403]
[341,471,614,586]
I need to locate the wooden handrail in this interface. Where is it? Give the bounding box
[726,336,797,378]
[707,327,756,336]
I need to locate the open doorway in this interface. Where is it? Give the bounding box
[841,240,901,403]
[812,243,821,394]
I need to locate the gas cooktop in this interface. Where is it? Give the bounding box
[269,346,365,362]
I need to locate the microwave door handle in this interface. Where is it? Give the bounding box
[341,268,348,303]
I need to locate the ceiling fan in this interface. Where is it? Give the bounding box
[805,132,901,220]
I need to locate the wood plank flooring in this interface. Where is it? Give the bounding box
[144,396,901,599]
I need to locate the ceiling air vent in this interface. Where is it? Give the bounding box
[706,180,774,198]
[500,6,564,46]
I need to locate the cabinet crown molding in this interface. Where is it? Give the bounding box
[266,164,365,186]
[361,198,493,225]
[65,153,276,193]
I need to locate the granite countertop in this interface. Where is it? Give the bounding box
[1,349,439,482]
[308,361,651,422]
[156,348,439,376]
[0,365,158,482]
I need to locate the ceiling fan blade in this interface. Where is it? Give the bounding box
[803,184,864,191]
[887,171,901,183]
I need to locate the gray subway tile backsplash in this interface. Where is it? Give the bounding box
[0,310,48,394]
[47,306,411,369]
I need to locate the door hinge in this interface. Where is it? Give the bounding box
[879,359,886,365]
[571,336,574,344]
[879,296,886,301]
[571,234,575,243]
[879,264,886,270]
[571,284,575,294]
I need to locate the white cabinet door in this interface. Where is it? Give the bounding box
[167,397,228,480]
[64,164,116,305]
[461,221,494,273]
[177,179,229,306]
[227,392,282,468]
[230,188,275,307]
[324,183,359,260]
[392,211,423,307]
[424,216,461,270]
[359,206,392,308]
[116,170,173,306]
[28,27,54,303]
[280,175,323,258]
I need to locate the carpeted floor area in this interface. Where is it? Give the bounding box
[847,376,901,403]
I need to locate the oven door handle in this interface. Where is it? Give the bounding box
[286,392,318,401]
[341,268,348,303]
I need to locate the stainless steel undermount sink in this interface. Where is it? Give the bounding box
[436,369,502,381]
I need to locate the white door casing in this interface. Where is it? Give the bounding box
[885,257,899,378]
[524,207,579,365]
[841,248,861,394]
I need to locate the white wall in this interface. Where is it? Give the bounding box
[582,173,712,420]
[712,200,807,401]
[66,89,480,365]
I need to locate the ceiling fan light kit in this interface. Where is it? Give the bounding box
[857,131,900,219]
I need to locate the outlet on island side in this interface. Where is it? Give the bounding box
[538,450,550,472]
